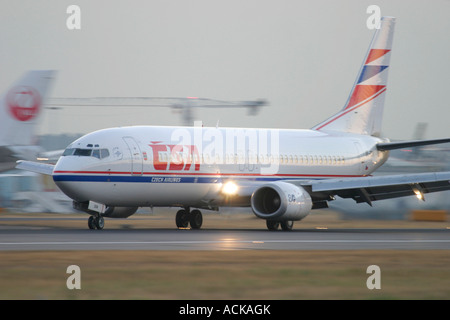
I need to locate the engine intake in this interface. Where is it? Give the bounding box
[251,181,312,221]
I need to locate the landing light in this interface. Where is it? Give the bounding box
[413,189,424,201]
[222,181,239,195]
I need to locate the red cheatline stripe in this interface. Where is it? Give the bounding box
[345,85,386,110]
[315,87,386,130]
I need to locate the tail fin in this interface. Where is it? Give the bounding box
[0,70,55,146]
[312,16,395,137]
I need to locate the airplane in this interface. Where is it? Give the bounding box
[0,70,55,172]
[16,16,450,231]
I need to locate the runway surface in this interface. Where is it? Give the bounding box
[2,213,449,300]
[1,212,449,250]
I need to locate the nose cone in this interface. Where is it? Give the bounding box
[53,156,92,202]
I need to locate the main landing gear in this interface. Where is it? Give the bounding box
[176,207,203,229]
[88,215,104,230]
[266,220,294,231]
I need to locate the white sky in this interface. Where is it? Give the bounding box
[0,0,449,139]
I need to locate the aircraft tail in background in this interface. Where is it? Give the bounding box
[0,70,55,146]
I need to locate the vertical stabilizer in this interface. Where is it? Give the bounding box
[0,70,55,146]
[312,17,395,137]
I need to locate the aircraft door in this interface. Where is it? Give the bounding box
[353,141,365,175]
[123,136,143,175]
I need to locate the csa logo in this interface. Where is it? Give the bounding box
[149,141,200,171]
[6,86,41,122]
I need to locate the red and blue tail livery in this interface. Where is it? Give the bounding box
[313,17,395,137]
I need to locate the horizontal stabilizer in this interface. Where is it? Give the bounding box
[376,138,450,151]
[16,160,54,175]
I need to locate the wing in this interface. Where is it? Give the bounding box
[16,160,55,175]
[303,171,450,206]
[223,171,450,209]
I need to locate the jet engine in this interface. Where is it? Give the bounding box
[251,181,312,221]
[103,206,138,218]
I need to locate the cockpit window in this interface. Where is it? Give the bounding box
[92,149,101,159]
[73,148,93,157]
[63,147,110,159]
[100,149,110,158]
[63,148,75,156]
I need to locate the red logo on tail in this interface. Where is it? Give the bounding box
[6,86,41,122]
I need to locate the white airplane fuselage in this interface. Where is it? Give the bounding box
[53,125,389,208]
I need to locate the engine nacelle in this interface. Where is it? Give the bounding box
[251,181,312,221]
[103,206,138,218]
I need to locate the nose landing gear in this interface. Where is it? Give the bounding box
[73,201,106,230]
[175,207,203,229]
[88,215,105,230]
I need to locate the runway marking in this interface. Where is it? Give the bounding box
[1,239,450,246]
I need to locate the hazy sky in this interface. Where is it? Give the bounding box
[0,0,449,140]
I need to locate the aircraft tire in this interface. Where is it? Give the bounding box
[88,216,96,230]
[95,216,105,230]
[280,220,294,231]
[266,220,280,231]
[189,210,203,229]
[176,209,189,228]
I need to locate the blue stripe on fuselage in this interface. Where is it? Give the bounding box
[52,174,310,183]
[53,175,220,183]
